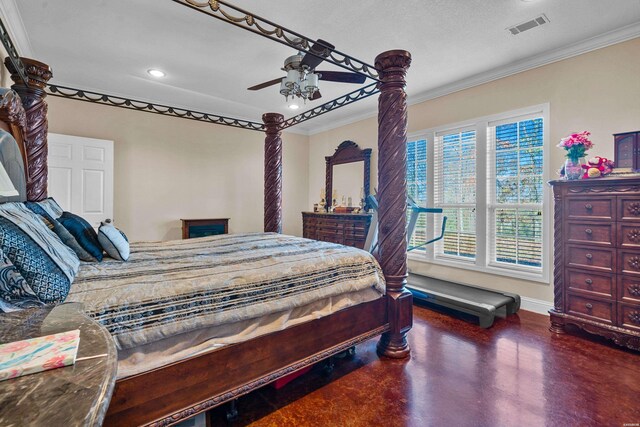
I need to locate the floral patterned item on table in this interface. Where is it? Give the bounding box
[0,329,80,381]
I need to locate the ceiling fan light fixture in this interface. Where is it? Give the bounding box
[147,68,166,78]
[287,99,300,110]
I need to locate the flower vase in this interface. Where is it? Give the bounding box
[564,157,586,180]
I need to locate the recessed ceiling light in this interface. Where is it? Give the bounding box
[287,100,300,110]
[147,69,165,78]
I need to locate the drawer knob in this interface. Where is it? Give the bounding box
[585,228,593,235]
[627,203,640,216]
[585,203,593,211]
[585,253,593,260]
[585,303,593,310]
[627,229,640,242]
[585,278,593,285]
[628,311,640,325]
[628,284,640,297]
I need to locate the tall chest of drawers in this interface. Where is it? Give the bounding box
[550,177,640,350]
[302,212,371,249]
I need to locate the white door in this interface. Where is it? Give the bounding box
[47,133,114,228]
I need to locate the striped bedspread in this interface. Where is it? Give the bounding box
[66,233,385,350]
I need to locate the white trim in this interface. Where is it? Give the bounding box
[308,24,640,136]
[408,252,550,284]
[520,296,553,315]
[0,0,34,57]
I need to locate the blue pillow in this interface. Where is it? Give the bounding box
[0,217,72,303]
[98,219,130,261]
[58,211,104,262]
[25,202,98,262]
[0,247,44,312]
[0,202,79,281]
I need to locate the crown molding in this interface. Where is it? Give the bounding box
[308,23,640,136]
[0,0,34,58]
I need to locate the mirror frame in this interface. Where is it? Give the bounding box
[325,140,371,211]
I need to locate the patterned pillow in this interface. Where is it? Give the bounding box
[0,217,72,303]
[25,202,98,262]
[0,247,44,312]
[0,203,79,281]
[98,219,130,261]
[58,211,104,262]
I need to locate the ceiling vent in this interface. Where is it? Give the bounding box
[507,14,550,35]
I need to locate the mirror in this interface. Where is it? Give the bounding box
[325,141,371,212]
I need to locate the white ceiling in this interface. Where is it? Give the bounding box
[4,0,640,134]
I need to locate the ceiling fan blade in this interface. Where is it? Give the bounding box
[317,71,366,84]
[300,39,335,70]
[310,90,322,101]
[247,77,283,91]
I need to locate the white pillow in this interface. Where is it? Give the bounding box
[97,219,130,261]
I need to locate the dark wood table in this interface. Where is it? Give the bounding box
[0,303,118,426]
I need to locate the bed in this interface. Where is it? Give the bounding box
[0,3,413,426]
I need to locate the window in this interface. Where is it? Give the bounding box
[488,116,544,269]
[407,139,427,250]
[434,129,477,260]
[406,105,549,282]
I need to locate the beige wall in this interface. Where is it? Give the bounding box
[47,97,309,241]
[308,38,640,303]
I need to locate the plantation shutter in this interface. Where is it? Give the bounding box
[487,113,544,269]
[407,139,428,250]
[433,127,477,260]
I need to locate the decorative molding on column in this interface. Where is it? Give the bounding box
[374,50,412,359]
[263,112,283,234]
[4,57,52,201]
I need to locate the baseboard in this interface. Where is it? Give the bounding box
[519,297,552,315]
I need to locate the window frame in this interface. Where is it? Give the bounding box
[407,104,551,283]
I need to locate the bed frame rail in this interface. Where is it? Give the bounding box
[105,297,387,426]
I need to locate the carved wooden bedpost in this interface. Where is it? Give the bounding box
[375,50,412,359]
[4,57,52,202]
[263,112,284,233]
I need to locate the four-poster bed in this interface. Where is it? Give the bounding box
[0,2,413,426]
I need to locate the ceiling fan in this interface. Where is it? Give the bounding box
[247,38,367,108]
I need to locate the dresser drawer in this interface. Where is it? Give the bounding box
[618,197,640,222]
[566,222,614,247]
[566,197,614,221]
[617,223,640,248]
[618,250,640,276]
[566,270,614,298]
[566,245,615,273]
[618,303,640,332]
[618,275,640,304]
[567,294,615,324]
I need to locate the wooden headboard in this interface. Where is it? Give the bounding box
[0,88,28,202]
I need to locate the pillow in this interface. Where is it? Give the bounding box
[30,197,64,219]
[25,202,98,262]
[98,219,130,261]
[0,202,79,281]
[0,217,72,304]
[58,211,104,262]
[0,247,44,312]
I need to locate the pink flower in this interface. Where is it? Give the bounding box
[43,355,67,370]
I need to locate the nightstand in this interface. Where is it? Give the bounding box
[181,218,229,239]
[0,303,118,426]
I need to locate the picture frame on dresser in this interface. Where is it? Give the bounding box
[550,176,640,351]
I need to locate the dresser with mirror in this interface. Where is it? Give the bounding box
[303,141,373,249]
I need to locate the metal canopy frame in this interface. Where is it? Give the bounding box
[0,1,381,132]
